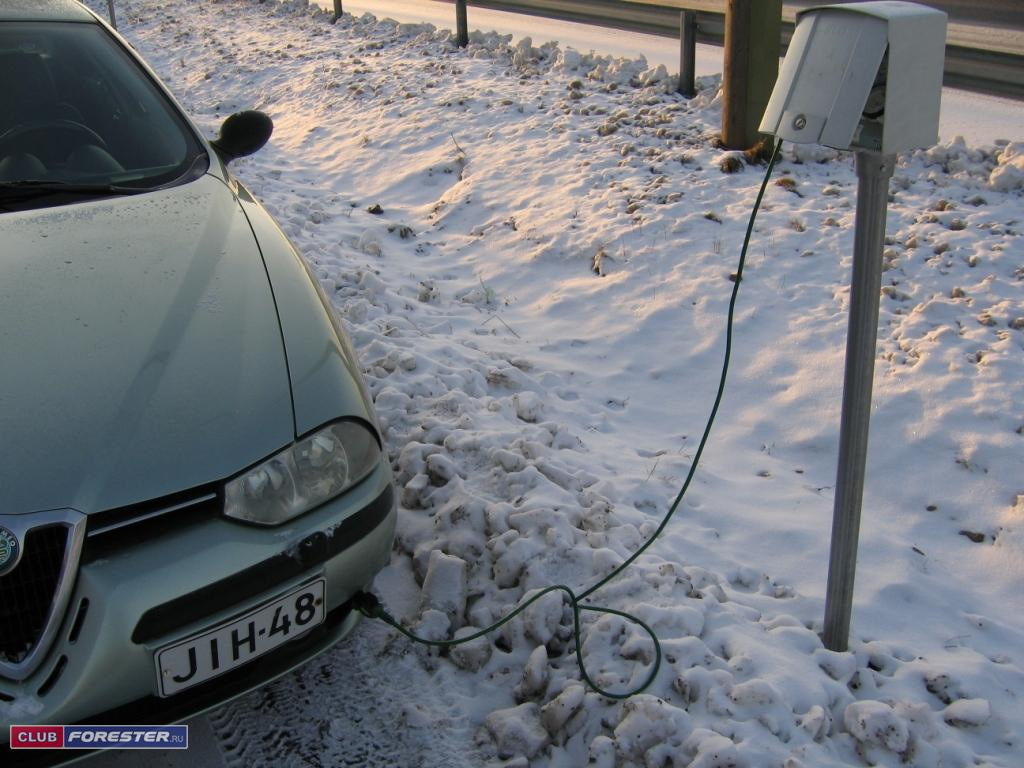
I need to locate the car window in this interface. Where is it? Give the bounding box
[0,20,208,206]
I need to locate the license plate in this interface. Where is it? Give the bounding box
[155,580,325,697]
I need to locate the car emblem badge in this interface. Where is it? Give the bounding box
[0,526,20,576]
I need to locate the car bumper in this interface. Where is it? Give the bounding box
[1,463,395,747]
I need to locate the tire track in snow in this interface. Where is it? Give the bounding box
[209,621,485,767]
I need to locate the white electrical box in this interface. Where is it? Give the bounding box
[760,1,947,154]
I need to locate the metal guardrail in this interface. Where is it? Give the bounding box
[446,0,1023,100]
[942,43,1023,99]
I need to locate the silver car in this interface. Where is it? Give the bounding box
[0,0,395,753]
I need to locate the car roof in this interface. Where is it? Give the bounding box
[0,0,96,22]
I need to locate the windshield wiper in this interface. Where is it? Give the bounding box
[0,180,150,201]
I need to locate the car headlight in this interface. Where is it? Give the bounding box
[224,421,380,525]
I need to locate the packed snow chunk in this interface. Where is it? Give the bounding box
[516,645,550,700]
[813,648,857,683]
[492,533,548,588]
[998,141,1024,164]
[534,457,583,493]
[618,626,658,665]
[729,678,781,713]
[591,546,626,576]
[374,386,412,413]
[922,670,962,705]
[355,271,387,302]
[633,602,705,638]
[357,227,384,257]
[797,704,833,742]
[613,695,693,760]
[400,472,431,510]
[943,698,991,728]
[490,447,527,472]
[682,729,745,768]
[843,700,909,753]
[425,452,460,486]
[787,142,840,164]
[555,47,583,72]
[639,63,669,87]
[989,141,1024,191]
[540,683,586,736]
[588,734,616,768]
[521,588,566,646]
[727,565,765,590]
[716,151,745,174]
[420,549,468,628]
[449,626,493,672]
[514,391,544,423]
[989,162,1024,191]
[893,700,941,742]
[923,135,982,172]
[484,703,550,759]
[412,608,451,652]
[674,666,734,707]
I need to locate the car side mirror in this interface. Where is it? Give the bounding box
[211,110,273,162]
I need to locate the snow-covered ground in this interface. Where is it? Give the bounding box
[91,0,1022,765]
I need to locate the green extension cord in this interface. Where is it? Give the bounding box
[355,139,784,700]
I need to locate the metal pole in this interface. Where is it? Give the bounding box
[106,0,117,29]
[455,0,469,48]
[332,0,342,24]
[822,151,896,652]
[679,11,696,97]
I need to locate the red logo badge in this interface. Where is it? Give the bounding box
[9,725,65,748]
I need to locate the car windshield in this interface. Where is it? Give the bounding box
[0,20,208,210]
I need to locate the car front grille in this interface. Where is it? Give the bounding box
[0,525,68,665]
[82,488,221,562]
[0,510,86,681]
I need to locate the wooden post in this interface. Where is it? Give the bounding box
[722,0,782,149]
[456,0,469,48]
[106,0,117,29]
[678,11,696,98]
[332,0,342,24]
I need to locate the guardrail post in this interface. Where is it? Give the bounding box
[332,0,342,24]
[678,11,696,97]
[456,0,469,48]
[722,0,781,149]
[106,0,117,29]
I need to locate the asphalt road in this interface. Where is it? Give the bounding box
[452,0,1022,92]
[786,0,1023,57]
[460,0,1024,55]
[786,0,1023,30]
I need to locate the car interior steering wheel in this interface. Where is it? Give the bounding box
[0,118,108,157]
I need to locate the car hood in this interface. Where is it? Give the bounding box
[0,175,295,515]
